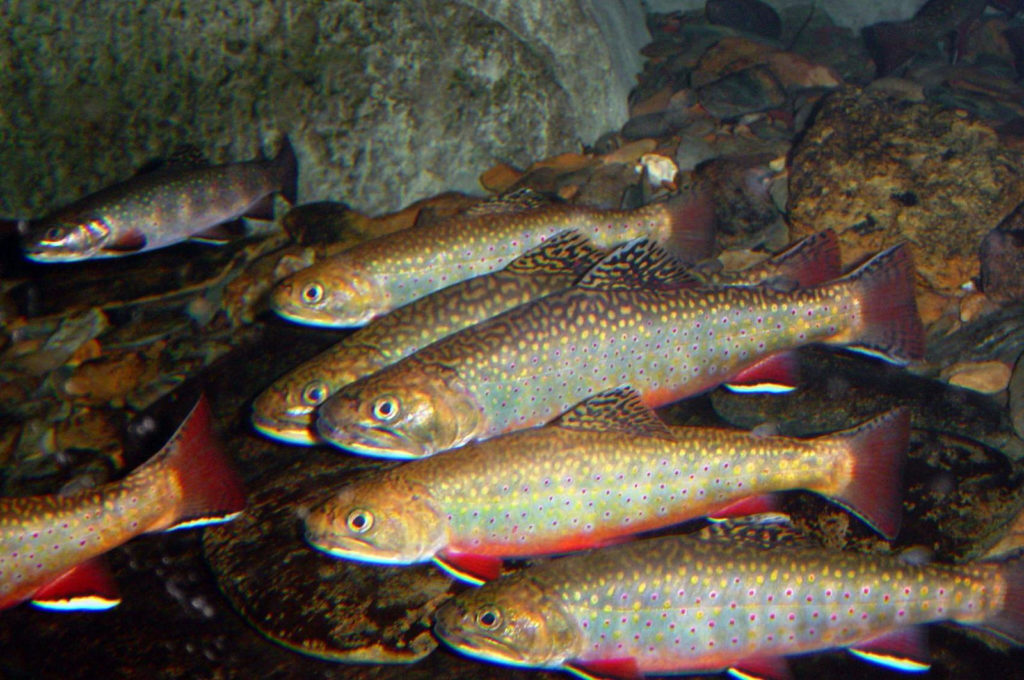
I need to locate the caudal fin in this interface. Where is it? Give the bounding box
[983,558,1024,643]
[273,136,298,205]
[151,394,247,532]
[825,408,911,540]
[657,186,717,264]
[838,244,925,365]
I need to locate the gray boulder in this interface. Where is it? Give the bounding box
[0,0,647,217]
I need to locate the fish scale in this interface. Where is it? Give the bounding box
[270,189,715,327]
[317,238,922,458]
[434,531,1024,678]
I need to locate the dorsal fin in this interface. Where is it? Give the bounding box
[504,231,606,277]
[462,188,557,217]
[554,387,673,438]
[576,239,699,291]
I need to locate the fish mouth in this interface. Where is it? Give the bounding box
[316,417,426,459]
[251,410,319,446]
[433,621,528,667]
[304,530,414,565]
[22,247,94,263]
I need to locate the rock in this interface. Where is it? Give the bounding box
[788,87,1024,299]
[706,0,782,40]
[644,0,929,32]
[697,65,787,119]
[203,454,453,663]
[1010,349,1024,440]
[688,153,787,251]
[981,204,1024,303]
[1,0,648,217]
[943,360,1013,395]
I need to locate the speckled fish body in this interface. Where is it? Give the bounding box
[0,396,246,610]
[305,389,908,579]
[252,232,607,445]
[21,139,297,262]
[434,530,1024,678]
[270,188,716,327]
[316,239,923,459]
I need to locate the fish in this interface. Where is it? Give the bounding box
[21,138,297,262]
[251,231,607,445]
[256,229,841,446]
[269,187,716,328]
[304,386,909,583]
[861,0,989,77]
[315,237,923,459]
[0,395,246,610]
[433,523,1024,679]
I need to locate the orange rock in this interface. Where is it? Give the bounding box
[526,152,596,175]
[599,138,657,165]
[959,291,1002,324]
[629,86,675,117]
[765,52,842,90]
[915,289,956,327]
[63,351,149,404]
[944,360,1012,394]
[479,162,523,193]
[66,339,103,366]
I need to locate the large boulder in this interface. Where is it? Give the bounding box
[0,0,647,217]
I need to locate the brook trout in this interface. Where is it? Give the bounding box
[0,395,246,610]
[255,229,840,445]
[270,188,716,327]
[434,525,1024,678]
[305,387,908,583]
[21,138,297,262]
[316,238,923,458]
[252,231,606,445]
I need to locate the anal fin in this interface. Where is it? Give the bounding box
[433,552,503,585]
[724,352,799,393]
[31,558,121,611]
[848,627,930,672]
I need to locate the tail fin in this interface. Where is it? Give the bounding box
[273,136,298,205]
[837,244,924,365]
[824,408,911,540]
[983,559,1024,643]
[655,186,717,264]
[150,394,247,532]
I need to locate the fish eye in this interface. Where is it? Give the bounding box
[372,396,399,422]
[476,608,502,630]
[301,381,328,406]
[346,508,374,534]
[301,283,324,305]
[44,227,64,242]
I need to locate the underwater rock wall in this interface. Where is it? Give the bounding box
[0,0,647,217]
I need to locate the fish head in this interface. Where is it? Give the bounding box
[304,477,447,564]
[434,576,581,669]
[22,214,111,262]
[316,361,484,458]
[270,256,387,327]
[251,374,330,445]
